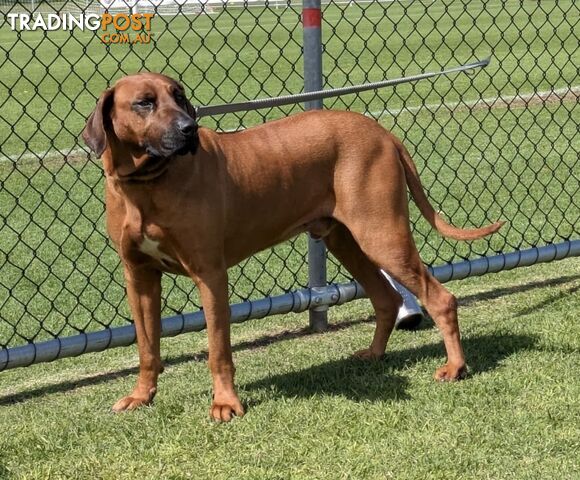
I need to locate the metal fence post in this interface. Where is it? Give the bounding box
[303,0,328,332]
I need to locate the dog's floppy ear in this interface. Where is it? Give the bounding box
[82,88,114,157]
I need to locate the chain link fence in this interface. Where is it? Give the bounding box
[0,0,578,368]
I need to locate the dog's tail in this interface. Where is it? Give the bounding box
[396,140,505,241]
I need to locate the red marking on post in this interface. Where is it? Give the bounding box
[303,8,321,28]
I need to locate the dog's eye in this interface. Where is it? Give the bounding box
[134,99,154,109]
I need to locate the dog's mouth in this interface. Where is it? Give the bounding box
[118,129,199,183]
[158,127,199,158]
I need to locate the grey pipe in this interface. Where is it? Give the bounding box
[0,282,363,371]
[428,240,579,281]
[1,240,578,371]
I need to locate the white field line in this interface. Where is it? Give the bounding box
[1,85,577,163]
[366,85,580,118]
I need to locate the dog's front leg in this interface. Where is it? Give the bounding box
[196,268,245,422]
[112,265,162,412]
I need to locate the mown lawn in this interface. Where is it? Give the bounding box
[0,257,578,479]
[0,2,578,477]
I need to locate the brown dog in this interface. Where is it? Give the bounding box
[83,72,503,421]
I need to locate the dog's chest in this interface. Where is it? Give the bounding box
[116,194,183,271]
[138,234,178,267]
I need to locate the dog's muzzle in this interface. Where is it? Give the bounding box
[151,116,199,158]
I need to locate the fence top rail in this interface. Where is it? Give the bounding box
[195,57,490,118]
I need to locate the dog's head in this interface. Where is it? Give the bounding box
[82,72,198,178]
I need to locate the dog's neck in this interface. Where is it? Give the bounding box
[103,145,173,183]
[116,155,172,183]
[106,171,162,236]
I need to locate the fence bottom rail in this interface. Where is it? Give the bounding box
[1,240,578,371]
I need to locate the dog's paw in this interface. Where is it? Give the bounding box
[210,396,245,423]
[352,348,385,361]
[112,388,156,412]
[434,363,468,382]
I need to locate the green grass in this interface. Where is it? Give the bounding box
[0,258,578,479]
[0,4,578,469]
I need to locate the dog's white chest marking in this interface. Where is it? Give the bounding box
[139,235,178,265]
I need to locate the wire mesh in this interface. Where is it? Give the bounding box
[0,0,578,358]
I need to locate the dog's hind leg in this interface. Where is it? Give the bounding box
[345,218,467,381]
[323,223,402,359]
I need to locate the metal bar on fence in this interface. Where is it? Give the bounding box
[2,240,577,371]
[427,241,580,282]
[195,58,490,118]
[303,0,329,332]
[0,280,363,371]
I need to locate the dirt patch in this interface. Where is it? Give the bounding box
[465,86,579,112]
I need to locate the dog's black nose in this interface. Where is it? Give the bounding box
[177,117,196,136]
